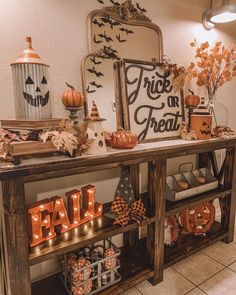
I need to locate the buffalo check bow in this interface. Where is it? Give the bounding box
[111,196,147,227]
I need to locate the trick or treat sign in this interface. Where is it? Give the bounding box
[28,184,102,247]
[120,59,184,142]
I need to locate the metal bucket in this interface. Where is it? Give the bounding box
[11,37,52,119]
[12,63,51,119]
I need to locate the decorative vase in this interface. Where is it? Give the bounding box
[11,37,52,119]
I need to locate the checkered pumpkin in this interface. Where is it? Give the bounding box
[104,248,116,270]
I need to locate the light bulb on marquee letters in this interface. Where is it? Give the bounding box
[66,189,82,227]
[28,199,55,247]
[50,196,71,234]
[82,185,103,220]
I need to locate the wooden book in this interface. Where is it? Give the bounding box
[0,119,62,130]
[6,141,57,156]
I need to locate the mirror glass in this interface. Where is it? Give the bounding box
[81,54,120,131]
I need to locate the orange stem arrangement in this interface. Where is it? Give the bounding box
[186,40,236,102]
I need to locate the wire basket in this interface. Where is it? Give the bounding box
[60,239,121,295]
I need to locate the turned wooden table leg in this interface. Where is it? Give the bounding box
[1,177,31,295]
[147,157,166,285]
[220,147,236,243]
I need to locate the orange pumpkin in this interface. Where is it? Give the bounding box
[185,89,200,107]
[62,82,84,107]
[111,128,138,149]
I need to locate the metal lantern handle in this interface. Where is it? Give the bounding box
[179,162,194,173]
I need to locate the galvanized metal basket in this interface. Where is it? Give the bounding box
[60,239,121,295]
[166,163,219,202]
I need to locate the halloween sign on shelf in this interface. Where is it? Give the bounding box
[117,59,185,141]
[179,202,215,236]
[11,37,52,119]
[28,184,102,247]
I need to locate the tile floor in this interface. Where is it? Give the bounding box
[122,217,236,295]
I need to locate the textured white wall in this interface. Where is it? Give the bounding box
[0,0,236,282]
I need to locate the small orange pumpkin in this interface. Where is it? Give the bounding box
[185,89,200,107]
[62,82,84,107]
[111,128,138,149]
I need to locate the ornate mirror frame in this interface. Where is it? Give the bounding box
[82,0,164,131]
[87,0,163,61]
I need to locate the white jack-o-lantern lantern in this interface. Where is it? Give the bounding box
[84,101,107,155]
[11,37,52,119]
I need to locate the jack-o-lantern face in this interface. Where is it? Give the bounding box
[200,122,211,135]
[23,75,49,107]
[180,202,215,235]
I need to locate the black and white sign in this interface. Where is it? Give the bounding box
[121,60,184,141]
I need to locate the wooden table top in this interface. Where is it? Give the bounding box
[0,137,235,181]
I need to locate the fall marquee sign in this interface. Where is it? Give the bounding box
[28,184,102,247]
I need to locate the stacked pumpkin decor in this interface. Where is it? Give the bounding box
[184,89,200,108]
[62,82,85,124]
[180,89,213,141]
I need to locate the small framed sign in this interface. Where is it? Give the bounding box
[118,59,185,142]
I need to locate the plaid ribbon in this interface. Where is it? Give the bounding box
[111,197,147,227]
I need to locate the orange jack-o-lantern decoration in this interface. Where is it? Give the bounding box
[111,128,138,149]
[179,202,215,235]
[185,89,200,107]
[62,82,84,107]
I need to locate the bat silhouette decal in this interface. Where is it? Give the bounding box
[100,16,121,29]
[90,56,102,65]
[120,27,134,34]
[110,0,120,5]
[108,19,121,29]
[116,34,127,43]
[93,19,105,28]
[87,67,104,78]
[102,46,119,58]
[90,81,103,88]
[86,86,96,93]
[98,32,113,43]
[136,3,147,13]
[93,35,103,44]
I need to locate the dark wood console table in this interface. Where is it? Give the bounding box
[1,137,236,295]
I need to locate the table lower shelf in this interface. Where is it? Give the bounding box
[164,221,228,268]
[32,238,153,295]
[29,214,155,266]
